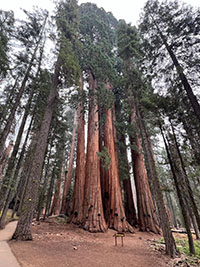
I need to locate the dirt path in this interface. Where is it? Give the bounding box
[9,218,172,267]
[0,221,20,267]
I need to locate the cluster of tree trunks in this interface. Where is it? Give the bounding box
[68,78,159,233]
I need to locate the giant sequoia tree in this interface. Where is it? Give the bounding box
[117,20,160,234]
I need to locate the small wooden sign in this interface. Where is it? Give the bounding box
[113,232,125,247]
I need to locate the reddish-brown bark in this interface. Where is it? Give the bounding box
[130,107,160,234]
[69,76,86,225]
[102,83,133,232]
[82,73,107,233]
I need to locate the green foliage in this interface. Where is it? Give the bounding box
[117,20,140,62]
[97,84,115,110]
[139,0,200,96]
[55,0,79,41]
[97,147,111,171]
[156,237,200,265]
[79,3,118,82]
[175,238,200,265]
[59,36,80,87]
[175,238,200,259]
[0,10,14,77]
[55,0,81,87]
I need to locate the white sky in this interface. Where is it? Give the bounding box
[1,0,200,26]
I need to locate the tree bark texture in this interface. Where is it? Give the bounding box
[161,126,195,255]
[11,115,34,218]
[130,107,160,234]
[0,91,34,213]
[137,110,177,257]
[82,73,107,233]
[12,63,58,240]
[170,121,200,232]
[0,15,48,161]
[102,83,133,232]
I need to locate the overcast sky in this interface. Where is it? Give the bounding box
[1,0,200,26]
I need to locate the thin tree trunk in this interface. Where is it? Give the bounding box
[0,15,48,161]
[0,140,13,180]
[0,90,34,212]
[11,116,34,218]
[137,110,177,257]
[165,192,177,229]
[170,121,200,232]
[69,75,86,224]
[191,214,200,240]
[82,72,107,233]
[44,167,56,219]
[12,58,59,240]
[60,111,77,215]
[153,19,200,122]
[0,76,19,126]
[160,125,195,255]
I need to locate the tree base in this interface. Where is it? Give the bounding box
[12,232,33,241]
[82,219,108,233]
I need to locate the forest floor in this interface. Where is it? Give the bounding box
[8,217,197,267]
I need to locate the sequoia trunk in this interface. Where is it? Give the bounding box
[130,107,160,234]
[102,83,133,232]
[82,73,107,232]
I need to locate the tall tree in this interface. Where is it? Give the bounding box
[117,20,160,234]
[0,10,48,161]
[12,0,80,240]
[160,125,195,255]
[82,73,107,232]
[102,83,133,232]
[137,109,177,257]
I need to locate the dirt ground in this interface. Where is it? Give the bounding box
[9,217,174,267]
